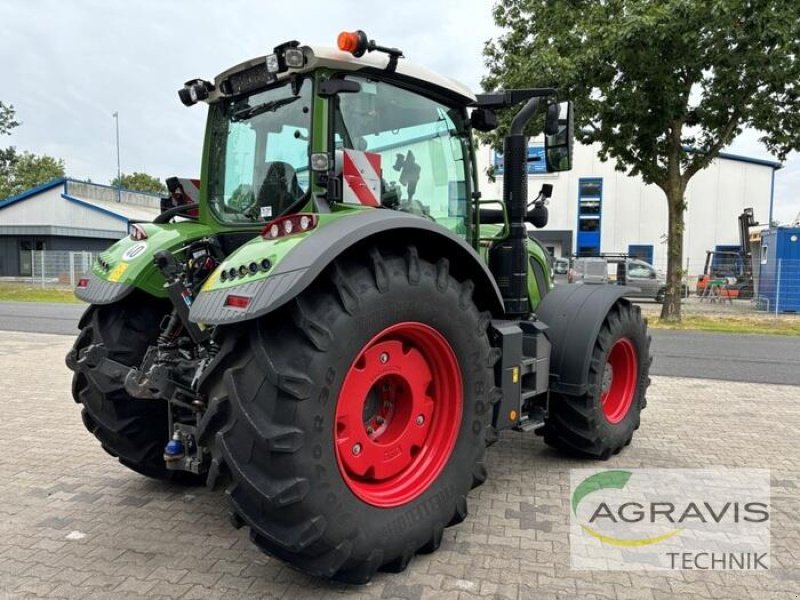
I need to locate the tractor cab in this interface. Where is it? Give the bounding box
[181,33,573,250]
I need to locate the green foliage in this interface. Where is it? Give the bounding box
[0,101,20,137]
[0,150,65,200]
[110,172,167,195]
[0,100,66,200]
[484,0,800,319]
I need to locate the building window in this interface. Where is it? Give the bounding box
[578,216,600,232]
[628,244,654,264]
[19,240,46,277]
[493,144,547,176]
[577,178,602,255]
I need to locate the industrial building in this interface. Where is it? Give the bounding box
[0,178,160,277]
[0,143,781,281]
[477,142,781,273]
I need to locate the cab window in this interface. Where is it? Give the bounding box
[333,76,469,236]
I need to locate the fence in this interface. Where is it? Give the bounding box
[20,251,800,314]
[28,251,96,288]
[644,258,800,316]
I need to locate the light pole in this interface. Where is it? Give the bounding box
[112,111,121,202]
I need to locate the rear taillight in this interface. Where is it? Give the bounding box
[224,294,251,309]
[77,278,89,288]
[261,213,318,240]
[130,224,148,241]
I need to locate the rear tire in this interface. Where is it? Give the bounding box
[202,247,494,582]
[67,296,196,482]
[543,300,650,459]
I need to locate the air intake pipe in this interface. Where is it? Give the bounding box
[495,97,541,318]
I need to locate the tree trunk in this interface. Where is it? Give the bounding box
[660,182,686,322]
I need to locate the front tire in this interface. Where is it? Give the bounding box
[67,296,189,481]
[543,300,650,459]
[203,247,494,582]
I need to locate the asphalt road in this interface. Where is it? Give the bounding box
[0,301,86,336]
[1,301,799,386]
[648,329,800,386]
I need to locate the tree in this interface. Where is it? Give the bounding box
[0,101,65,199]
[0,151,65,199]
[0,101,19,137]
[110,172,167,195]
[484,0,800,321]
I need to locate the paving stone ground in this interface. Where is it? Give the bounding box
[0,331,798,600]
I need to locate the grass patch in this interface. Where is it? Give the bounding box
[0,282,82,304]
[649,313,800,336]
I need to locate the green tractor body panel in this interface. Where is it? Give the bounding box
[189,208,505,325]
[199,209,362,293]
[89,221,216,298]
[477,223,553,311]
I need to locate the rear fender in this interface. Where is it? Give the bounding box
[189,210,504,325]
[75,222,213,305]
[536,283,630,396]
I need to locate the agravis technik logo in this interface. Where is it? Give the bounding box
[569,469,770,570]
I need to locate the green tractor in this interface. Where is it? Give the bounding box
[66,31,650,582]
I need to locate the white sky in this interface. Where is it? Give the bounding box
[1,0,797,224]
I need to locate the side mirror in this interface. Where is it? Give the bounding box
[470,108,498,132]
[545,101,573,172]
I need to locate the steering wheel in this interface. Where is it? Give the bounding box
[153,202,200,224]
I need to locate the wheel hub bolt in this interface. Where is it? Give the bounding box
[352,443,362,455]
[379,352,389,364]
[416,415,425,426]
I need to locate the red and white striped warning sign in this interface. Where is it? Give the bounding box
[176,178,201,203]
[343,149,381,206]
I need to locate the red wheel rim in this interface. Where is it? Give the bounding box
[334,322,462,507]
[601,337,638,424]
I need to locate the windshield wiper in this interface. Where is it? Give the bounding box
[231,95,300,122]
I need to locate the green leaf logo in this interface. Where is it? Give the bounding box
[572,470,681,547]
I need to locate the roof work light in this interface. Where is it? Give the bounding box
[178,79,214,107]
[337,30,369,57]
[337,30,404,71]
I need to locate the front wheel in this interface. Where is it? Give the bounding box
[543,300,650,459]
[66,296,192,480]
[202,247,495,582]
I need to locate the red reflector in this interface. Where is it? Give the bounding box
[261,213,318,239]
[224,294,251,309]
[77,278,89,289]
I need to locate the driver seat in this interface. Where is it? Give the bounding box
[257,161,303,217]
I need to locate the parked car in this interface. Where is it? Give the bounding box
[553,257,569,275]
[568,256,683,303]
[623,259,667,302]
[568,257,609,284]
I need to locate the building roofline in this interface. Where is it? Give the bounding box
[716,151,782,170]
[0,177,165,213]
[61,193,131,225]
[0,177,66,209]
[65,177,164,198]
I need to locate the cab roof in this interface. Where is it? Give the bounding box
[209,44,476,106]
